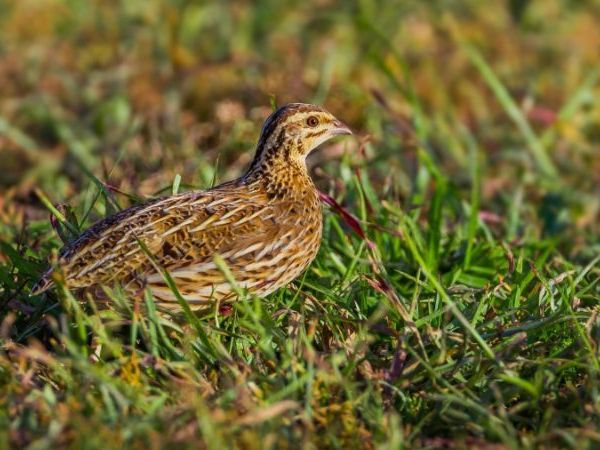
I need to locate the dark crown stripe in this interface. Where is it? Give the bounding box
[258,103,326,145]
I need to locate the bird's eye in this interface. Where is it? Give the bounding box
[306,116,319,127]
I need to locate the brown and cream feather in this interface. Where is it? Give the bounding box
[33,103,352,309]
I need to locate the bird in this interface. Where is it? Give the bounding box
[32,103,352,310]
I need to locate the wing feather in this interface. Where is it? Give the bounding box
[33,183,277,293]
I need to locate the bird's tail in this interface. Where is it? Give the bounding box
[30,270,54,296]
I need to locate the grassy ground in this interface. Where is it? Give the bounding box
[1,0,600,448]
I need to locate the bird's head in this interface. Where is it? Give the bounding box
[249,103,352,172]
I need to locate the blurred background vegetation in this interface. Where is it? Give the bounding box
[1,0,600,448]
[1,0,599,239]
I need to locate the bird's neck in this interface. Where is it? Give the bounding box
[243,142,315,200]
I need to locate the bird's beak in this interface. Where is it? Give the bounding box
[331,120,353,136]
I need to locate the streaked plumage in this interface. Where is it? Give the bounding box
[33,103,352,309]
